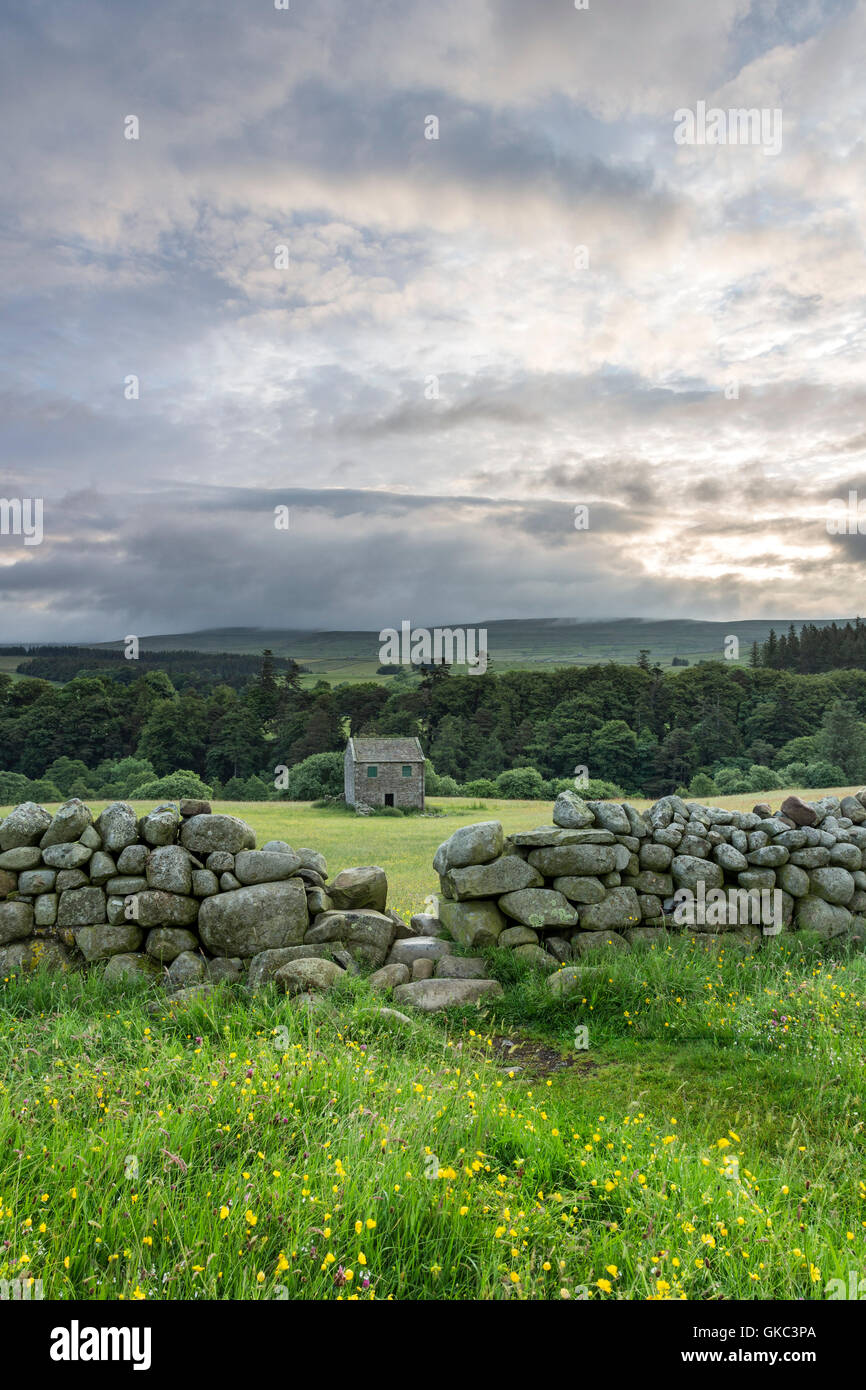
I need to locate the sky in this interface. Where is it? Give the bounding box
[1,0,865,642]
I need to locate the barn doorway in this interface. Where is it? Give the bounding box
[384,793,394,807]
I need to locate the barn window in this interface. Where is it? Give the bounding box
[401,765,412,777]
[366,765,378,778]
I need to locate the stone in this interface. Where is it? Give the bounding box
[17,868,56,895]
[499,924,539,948]
[87,852,116,886]
[623,870,673,898]
[587,801,630,835]
[436,898,506,948]
[198,879,307,958]
[105,876,148,896]
[0,901,34,945]
[0,868,16,896]
[752,803,772,818]
[34,893,58,927]
[234,850,302,885]
[57,887,106,929]
[780,796,818,827]
[388,936,452,965]
[296,848,328,877]
[547,966,589,997]
[622,803,650,838]
[572,930,630,957]
[328,865,388,912]
[447,855,543,900]
[712,844,749,873]
[552,791,595,828]
[545,935,572,962]
[40,800,92,847]
[179,798,211,818]
[145,845,193,895]
[624,926,667,945]
[75,924,143,961]
[392,978,503,1012]
[829,842,862,871]
[671,855,724,891]
[409,912,449,937]
[220,873,241,891]
[131,891,200,929]
[551,876,606,904]
[167,950,208,989]
[747,845,789,868]
[370,962,411,990]
[247,946,320,989]
[145,928,201,963]
[527,844,621,877]
[795,897,852,937]
[790,847,831,869]
[434,955,488,979]
[577,887,641,931]
[180,813,255,855]
[0,802,53,851]
[513,943,558,971]
[639,842,673,871]
[509,827,610,847]
[106,896,126,926]
[441,820,504,868]
[104,952,162,985]
[206,851,235,873]
[305,909,395,968]
[305,886,333,916]
[777,863,810,898]
[275,958,343,995]
[156,983,214,1010]
[0,938,71,975]
[41,842,92,870]
[498,887,579,930]
[0,849,51,873]
[412,957,434,980]
[192,869,220,897]
[97,803,139,853]
[841,795,866,824]
[140,805,182,847]
[207,957,244,983]
[113,845,148,878]
[808,867,855,905]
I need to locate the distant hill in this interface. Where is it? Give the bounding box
[64,616,854,685]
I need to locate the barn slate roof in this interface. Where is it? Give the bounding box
[348,737,425,762]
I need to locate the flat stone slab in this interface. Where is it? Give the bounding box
[392,978,503,1012]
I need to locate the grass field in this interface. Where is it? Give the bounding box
[1,788,864,1301]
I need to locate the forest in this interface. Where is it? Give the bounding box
[3,645,866,805]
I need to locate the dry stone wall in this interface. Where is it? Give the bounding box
[432,789,866,966]
[1,787,864,1015]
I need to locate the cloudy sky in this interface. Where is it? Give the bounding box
[1,0,865,642]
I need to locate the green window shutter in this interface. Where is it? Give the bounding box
[366,765,378,778]
[401,765,412,777]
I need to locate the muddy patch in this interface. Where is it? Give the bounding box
[492,1034,600,1079]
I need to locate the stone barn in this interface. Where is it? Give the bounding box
[344,736,425,810]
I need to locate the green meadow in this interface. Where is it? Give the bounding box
[0,792,864,1301]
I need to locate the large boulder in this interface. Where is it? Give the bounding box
[198,879,307,957]
[328,866,388,912]
[671,855,724,891]
[130,891,199,929]
[0,938,71,975]
[234,850,302,885]
[96,803,139,853]
[0,802,53,852]
[436,898,506,948]
[180,814,255,856]
[795,897,852,937]
[497,888,579,930]
[446,855,542,900]
[392,978,503,1012]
